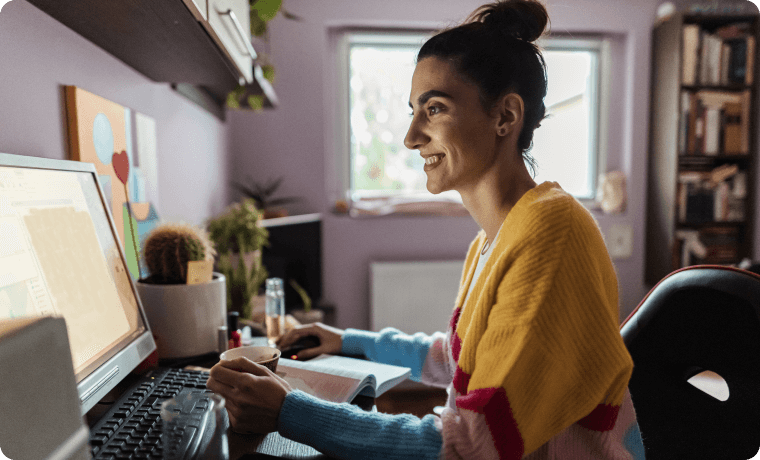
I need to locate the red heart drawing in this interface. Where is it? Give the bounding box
[112,150,130,185]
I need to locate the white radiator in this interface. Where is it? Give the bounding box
[370,260,465,335]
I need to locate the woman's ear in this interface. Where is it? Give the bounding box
[495,93,525,137]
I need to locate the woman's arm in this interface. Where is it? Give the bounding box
[342,327,451,387]
[278,390,443,460]
[207,358,445,459]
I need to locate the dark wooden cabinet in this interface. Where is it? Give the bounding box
[26,0,277,114]
[646,13,759,285]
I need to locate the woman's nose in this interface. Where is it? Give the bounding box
[404,116,427,150]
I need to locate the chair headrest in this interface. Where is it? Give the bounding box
[622,265,760,459]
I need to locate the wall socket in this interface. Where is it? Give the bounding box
[607,223,634,259]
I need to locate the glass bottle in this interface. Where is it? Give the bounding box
[265,278,285,346]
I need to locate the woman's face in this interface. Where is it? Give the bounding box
[404,57,500,195]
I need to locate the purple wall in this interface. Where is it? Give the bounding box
[4,0,756,332]
[229,0,664,330]
[0,0,231,226]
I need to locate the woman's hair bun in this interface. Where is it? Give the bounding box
[466,0,549,43]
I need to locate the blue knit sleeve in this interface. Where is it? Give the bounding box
[278,390,443,460]
[341,327,437,382]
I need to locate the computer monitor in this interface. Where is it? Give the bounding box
[260,213,322,311]
[0,153,156,415]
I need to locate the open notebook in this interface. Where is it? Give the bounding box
[276,354,411,404]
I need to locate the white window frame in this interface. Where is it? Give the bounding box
[535,35,612,201]
[329,30,612,212]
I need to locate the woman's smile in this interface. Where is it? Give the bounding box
[423,154,446,171]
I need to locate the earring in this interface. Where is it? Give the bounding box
[498,128,507,136]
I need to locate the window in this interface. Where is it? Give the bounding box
[532,37,609,199]
[336,31,609,206]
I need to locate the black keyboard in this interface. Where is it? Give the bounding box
[88,367,221,459]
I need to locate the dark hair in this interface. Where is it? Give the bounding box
[417,0,549,173]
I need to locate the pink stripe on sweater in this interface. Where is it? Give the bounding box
[456,387,525,459]
[450,307,462,362]
[453,366,470,395]
[577,403,621,432]
[449,306,461,331]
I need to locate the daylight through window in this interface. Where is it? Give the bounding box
[343,32,608,202]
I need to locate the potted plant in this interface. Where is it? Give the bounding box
[136,223,226,360]
[226,0,301,110]
[207,199,270,320]
[232,176,300,219]
[289,279,324,324]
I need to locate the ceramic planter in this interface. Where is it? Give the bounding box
[136,273,226,359]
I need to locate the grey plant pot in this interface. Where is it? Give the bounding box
[136,273,226,359]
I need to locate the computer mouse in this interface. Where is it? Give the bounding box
[280,335,321,360]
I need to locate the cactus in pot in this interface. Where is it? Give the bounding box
[141,223,216,284]
[136,223,226,360]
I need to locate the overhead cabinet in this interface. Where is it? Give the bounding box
[207,0,255,84]
[28,0,273,107]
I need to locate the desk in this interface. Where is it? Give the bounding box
[86,363,375,459]
[229,431,329,459]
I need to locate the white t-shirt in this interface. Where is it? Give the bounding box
[462,222,503,308]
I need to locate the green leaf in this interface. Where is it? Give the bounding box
[262,65,275,83]
[249,11,268,36]
[251,0,282,22]
[226,91,240,109]
[289,279,312,311]
[247,95,264,111]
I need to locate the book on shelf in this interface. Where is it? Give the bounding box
[683,24,701,85]
[275,354,411,404]
[677,166,746,223]
[681,21,755,87]
[676,226,740,267]
[679,89,749,155]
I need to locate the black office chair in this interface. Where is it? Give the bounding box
[621,265,760,460]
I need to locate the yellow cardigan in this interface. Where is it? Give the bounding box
[446,181,634,457]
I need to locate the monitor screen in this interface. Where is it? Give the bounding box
[0,153,155,414]
[261,214,322,311]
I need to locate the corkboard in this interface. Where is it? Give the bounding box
[64,86,159,279]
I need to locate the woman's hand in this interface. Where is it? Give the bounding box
[206,357,292,434]
[276,322,345,360]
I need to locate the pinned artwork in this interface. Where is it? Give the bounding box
[65,86,160,280]
[596,171,627,215]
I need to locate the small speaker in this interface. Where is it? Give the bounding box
[0,316,90,460]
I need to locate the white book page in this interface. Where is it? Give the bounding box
[307,355,410,396]
[276,358,368,403]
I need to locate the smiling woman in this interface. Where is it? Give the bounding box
[206,1,644,459]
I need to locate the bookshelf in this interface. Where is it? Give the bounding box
[645,13,759,285]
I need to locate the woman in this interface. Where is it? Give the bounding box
[206,1,642,458]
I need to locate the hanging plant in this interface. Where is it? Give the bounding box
[226,0,300,111]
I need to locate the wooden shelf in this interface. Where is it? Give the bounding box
[645,13,758,285]
[682,84,753,91]
[683,14,760,26]
[678,155,751,169]
[26,0,278,113]
[677,221,747,229]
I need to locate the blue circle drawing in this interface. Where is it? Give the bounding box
[92,113,114,165]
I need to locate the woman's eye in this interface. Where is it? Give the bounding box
[428,105,441,115]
